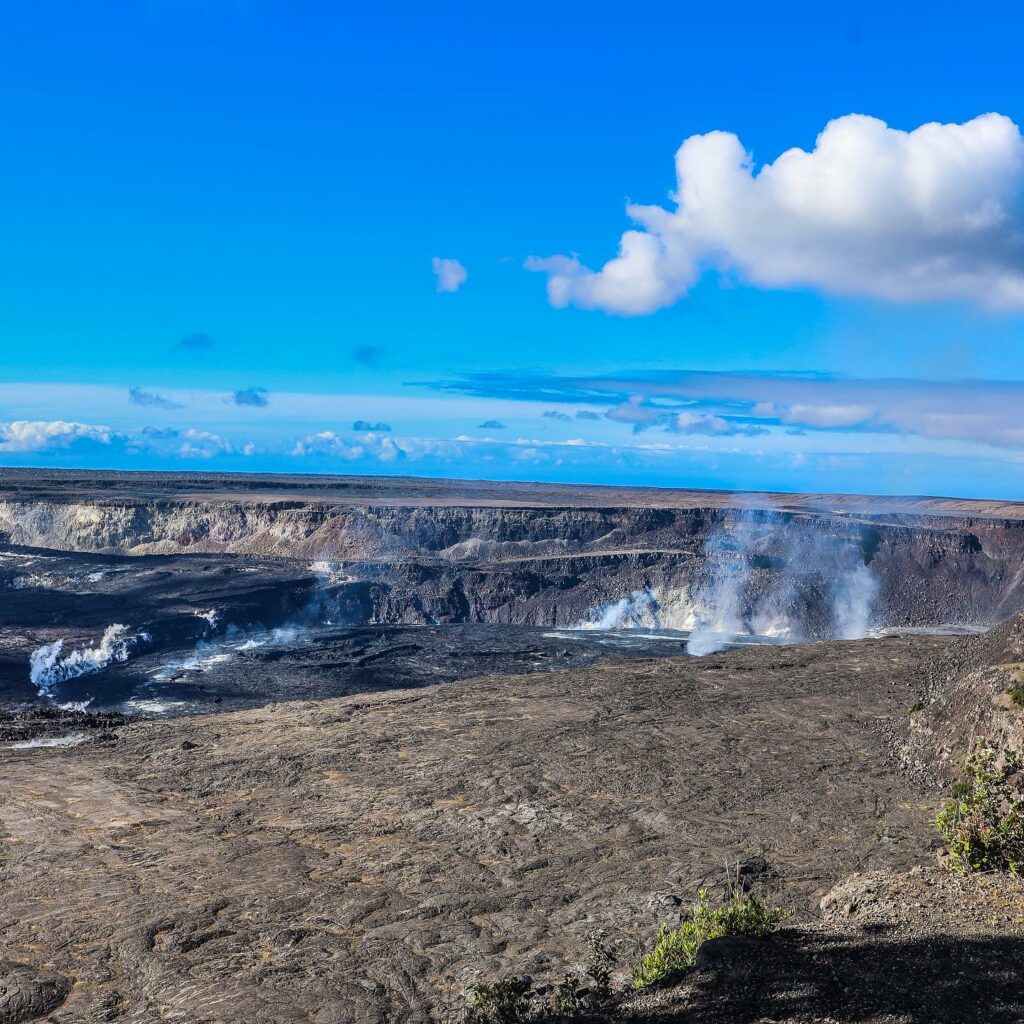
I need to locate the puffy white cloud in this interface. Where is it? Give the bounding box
[291,431,404,462]
[290,429,618,470]
[0,420,116,452]
[528,113,1024,314]
[177,429,234,458]
[432,257,468,293]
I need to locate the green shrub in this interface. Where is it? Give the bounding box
[1008,682,1024,710]
[463,933,618,1022]
[584,932,617,1001]
[936,740,1024,874]
[632,890,783,989]
[464,977,533,1024]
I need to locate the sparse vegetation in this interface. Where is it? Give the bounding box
[463,977,533,1024]
[1002,664,1024,709]
[632,889,783,989]
[936,740,1024,875]
[462,932,618,1023]
[461,886,789,1021]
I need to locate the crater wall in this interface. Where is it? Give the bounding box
[3,493,1024,632]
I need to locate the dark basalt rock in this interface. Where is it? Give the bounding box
[0,961,70,1023]
[694,935,767,971]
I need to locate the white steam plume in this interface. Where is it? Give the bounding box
[576,589,660,630]
[29,624,146,698]
[831,562,879,639]
[685,510,879,656]
[573,587,697,631]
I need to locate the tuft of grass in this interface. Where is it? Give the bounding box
[632,890,783,989]
[936,740,1024,875]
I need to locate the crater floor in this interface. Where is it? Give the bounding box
[0,633,990,1023]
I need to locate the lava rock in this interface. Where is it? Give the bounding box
[0,960,70,1022]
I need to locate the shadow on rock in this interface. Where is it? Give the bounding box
[627,931,1024,1023]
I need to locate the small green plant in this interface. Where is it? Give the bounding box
[584,932,617,1001]
[936,740,1024,874]
[1008,682,1024,710]
[462,931,618,1023]
[464,977,533,1024]
[632,890,783,989]
[545,974,587,1018]
[908,698,925,713]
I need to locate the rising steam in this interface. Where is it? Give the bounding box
[574,587,696,631]
[831,562,880,639]
[572,510,880,656]
[686,510,879,655]
[29,624,149,698]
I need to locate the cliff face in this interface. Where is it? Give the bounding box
[3,496,1024,632]
[0,500,711,559]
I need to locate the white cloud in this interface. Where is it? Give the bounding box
[753,401,876,429]
[177,428,233,458]
[604,396,767,436]
[432,257,468,293]
[437,369,1024,452]
[671,411,761,436]
[0,420,116,452]
[291,430,402,462]
[528,113,1024,314]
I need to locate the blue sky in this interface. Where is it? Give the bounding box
[4,0,1024,498]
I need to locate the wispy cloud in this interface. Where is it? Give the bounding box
[528,113,1024,314]
[605,396,767,436]
[430,369,1024,450]
[128,386,183,409]
[353,419,391,432]
[9,378,1024,497]
[432,256,468,293]
[478,419,506,429]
